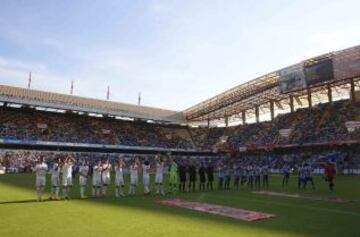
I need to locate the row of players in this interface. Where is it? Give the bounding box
[34,154,182,201]
[33,154,335,201]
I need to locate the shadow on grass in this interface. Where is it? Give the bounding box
[0,199,40,205]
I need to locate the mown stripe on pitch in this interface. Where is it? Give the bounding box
[199,193,360,217]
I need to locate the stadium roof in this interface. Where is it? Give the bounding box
[1,46,360,125]
[184,45,360,122]
[0,85,185,123]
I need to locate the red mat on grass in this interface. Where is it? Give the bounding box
[158,199,275,221]
[253,191,352,204]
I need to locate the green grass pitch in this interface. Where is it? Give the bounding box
[0,174,359,237]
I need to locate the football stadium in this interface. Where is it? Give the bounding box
[1,2,360,237]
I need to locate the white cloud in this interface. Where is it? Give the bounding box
[42,38,63,48]
[0,57,47,72]
[149,0,171,15]
[0,29,31,46]
[309,27,360,54]
[2,1,360,111]
[0,26,64,50]
[0,57,72,94]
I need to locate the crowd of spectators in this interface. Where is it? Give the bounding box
[0,107,194,149]
[190,100,360,149]
[0,99,359,152]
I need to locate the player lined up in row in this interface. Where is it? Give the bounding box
[34,154,169,201]
[281,163,336,192]
[33,154,336,201]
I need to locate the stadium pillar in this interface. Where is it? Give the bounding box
[350,78,356,102]
[241,111,246,125]
[270,100,274,121]
[289,95,294,113]
[327,84,332,103]
[307,88,312,108]
[207,118,210,128]
[255,106,260,123]
[225,116,229,127]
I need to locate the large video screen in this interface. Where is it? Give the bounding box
[304,58,334,85]
[278,64,306,93]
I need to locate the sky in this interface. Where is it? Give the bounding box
[1,0,360,111]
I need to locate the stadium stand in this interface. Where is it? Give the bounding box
[189,100,360,150]
[0,107,194,149]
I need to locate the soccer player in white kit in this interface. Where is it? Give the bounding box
[61,155,75,200]
[101,159,112,197]
[34,156,48,201]
[142,159,151,195]
[114,158,126,198]
[79,159,89,199]
[92,160,102,197]
[155,155,165,195]
[129,158,140,195]
[50,156,61,200]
